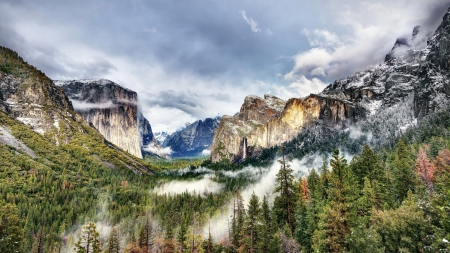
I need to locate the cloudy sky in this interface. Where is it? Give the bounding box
[0,0,449,132]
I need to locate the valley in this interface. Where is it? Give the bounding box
[1,3,450,253]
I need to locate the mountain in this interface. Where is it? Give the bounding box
[0,48,73,141]
[56,79,155,159]
[154,131,172,144]
[162,116,221,157]
[211,8,450,163]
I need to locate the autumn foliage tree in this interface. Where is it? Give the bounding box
[416,147,436,195]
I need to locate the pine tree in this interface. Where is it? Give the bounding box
[350,145,388,207]
[323,149,356,253]
[257,195,272,252]
[273,147,296,236]
[392,140,415,203]
[106,227,120,253]
[177,213,189,253]
[74,222,101,253]
[242,192,260,253]
[231,191,245,249]
[0,203,23,253]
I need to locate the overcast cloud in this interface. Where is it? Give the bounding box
[0,0,448,132]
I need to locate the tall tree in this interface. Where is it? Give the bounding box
[106,226,120,253]
[350,145,388,207]
[74,222,101,253]
[257,195,272,252]
[0,203,23,253]
[416,146,436,196]
[273,147,297,236]
[231,191,245,249]
[323,149,356,253]
[392,140,416,203]
[241,192,260,253]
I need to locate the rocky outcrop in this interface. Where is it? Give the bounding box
[139,112,154,147]
[0,46,75,139]
[163,117,221,157]
[56,79,146,158]
[211,94,365,162]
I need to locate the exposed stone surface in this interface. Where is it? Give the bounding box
[0,125,36,157]
[139,112,154,147]
[57,79,145,158]
[210,94,289,162]
[211,94,365,162]
[0,47,76,141]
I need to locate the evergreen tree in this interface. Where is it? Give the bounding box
[273,148,296,236]
[350,145,388,207]
[0,203,23,253]
[241,192,260,253]
[177,213,189,253]
[323,149,356,253]
[392,140,416,204]
[74,222,101,253]
[231,191,245,249]
[257,195,272,252]
[106,227,120,253]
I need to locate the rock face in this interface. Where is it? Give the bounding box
[138,112,154,147]
[163,117,221,157]
[56,79,149,158]
[211,94,365,162]
[0,46,75,139]
[211,8,450,162]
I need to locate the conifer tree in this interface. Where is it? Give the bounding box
[350,145,388,207]
[231,191,245,249]
[257,195,272,252]
[241,192,260,253]
[106,227,120,253]
[0,203,23,253]
[392,140,415,203]
[177,213,189,252]
[323,149,356,253]
[74,222,101,253]
[273,147,296,236]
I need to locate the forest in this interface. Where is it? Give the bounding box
[1,105,450,252]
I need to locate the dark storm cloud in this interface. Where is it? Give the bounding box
[209,93,231,102]
[142,90,206,118]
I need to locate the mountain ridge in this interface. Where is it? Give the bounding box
[210,8,450,163]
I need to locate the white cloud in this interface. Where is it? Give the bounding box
[201,149,211,156]
[287,0,448,81]
[71,100,115,110]
[240,10,261,33]
[153,178,223,195]
[272,75,327,99]
[143,143,173,157]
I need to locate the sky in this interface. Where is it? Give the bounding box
[0,0,449,132]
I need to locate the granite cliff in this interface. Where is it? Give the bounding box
[56,79,153,159]
[0,47,74,140]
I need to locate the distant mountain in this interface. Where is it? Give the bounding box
[154,131,172,145]
[162,117,221,157]
[211,9,450,162]
[56,79,156,159]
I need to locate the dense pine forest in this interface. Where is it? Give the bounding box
[2,104,450,252]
